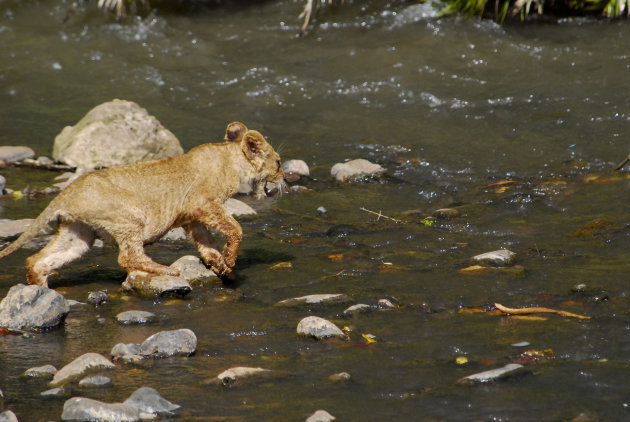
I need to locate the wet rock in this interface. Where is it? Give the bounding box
[78,375,113,388]
[283,159,310,177]
[225,198,256,216]
[317,206,327,214]
[306,409,336,422]
[37,156,54,165]
[52,170,84,191]
[123,387,181,415]
[297,316,345,340]
[276,294,351,307]
[457,363,525,385]
[432,208,459,219]
[161,227,186,241]
[122,272,192,298]
[169,255,216,281]
[53,99,183,170]
[0,410,18,422]
[111,342,142,359]
[473,249,516,267]
[50,353,116,387]
[343,304,371,316]
[214,367,271,386]
[0,175,5,194]
[116,310,156,325]
[0,219,34,240]
[138,328,197,358]
[87,290,109,306]
[328,372,351,383]
[61,397,144,422]
[377,298,398,309]
[41,387,68,398]
[24,364,57,379]
[0,146,35,163]
[331,158,385,182]
[0,284,70,331]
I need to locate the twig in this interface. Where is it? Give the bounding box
[360,207,406,224]
[614,154,630,171]
[494,302,590,320]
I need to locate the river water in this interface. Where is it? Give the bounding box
[1,0,630,420]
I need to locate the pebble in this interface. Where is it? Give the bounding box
[116,310,156,325]
[78,375,113,388]
[306,409,336,422]
[297,316,345,340]
[87,290,109,306]
[282,159,310,177]
[0,146,35,163]
[0,284,70,331]
[276,294,351,307]
[50,352,116,387]
[23,364,58,379]
[331,158,385,182]
[472,249,516,266]
[317,206,327,214]
[0,411,18,422]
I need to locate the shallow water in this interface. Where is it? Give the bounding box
[1,0,630,420]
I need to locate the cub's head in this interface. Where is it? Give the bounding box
[240,129,285,198]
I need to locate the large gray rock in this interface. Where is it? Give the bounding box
[0,284,70,330]
[50,353,116,387]
[123,387,181,415]
[138,328,197,358]
[61,397,144,421]
[331,159,385,182]
[52,99,184,170]
[0,146,35,163]
[297,316,345,340]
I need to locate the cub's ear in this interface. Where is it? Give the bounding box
[225,121,248,143]
[242,130,267,160]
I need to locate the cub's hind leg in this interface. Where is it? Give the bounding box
[25,221,95,287]
[111,224,179,276]
[183,221,230,276]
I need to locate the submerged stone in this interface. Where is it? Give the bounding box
[331,158,385,182]
[50,353,116,387]
[78,375,113,388]
[24,364,57,378]
[122,272,192,298]
[116,310,156,325]
[276,294,351,306]
[343,304,372,316]
[61,397,144,422]
[297,316,345,340]
[472,249,516,267]
[123,387,181,415]
[306,409,336,422]
[0,284,70,331]
[41,387,68,399]
[138,328,197,358]
[169,255,217,281]
[87,290,109,306]
[457,363,525,385]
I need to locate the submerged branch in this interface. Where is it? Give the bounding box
[494,302,591,320]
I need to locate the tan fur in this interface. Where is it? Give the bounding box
[0,126,285,287]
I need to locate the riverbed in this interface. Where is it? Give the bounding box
[1,0,630,420]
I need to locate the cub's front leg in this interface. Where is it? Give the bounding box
[193,202,243,275]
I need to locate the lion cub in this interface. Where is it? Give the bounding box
[0,123,285,287]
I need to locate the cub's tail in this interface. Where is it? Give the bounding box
[0,202,60,259]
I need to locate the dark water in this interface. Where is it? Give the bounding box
[2,0,630,420]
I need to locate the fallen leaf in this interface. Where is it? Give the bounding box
[269,262,293,271]
[286,237,307,244]
[455,356,469,365]
[328,254,345,262]
[487,180,520,187]
[362,333,378,344]
[494,302,590,320]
